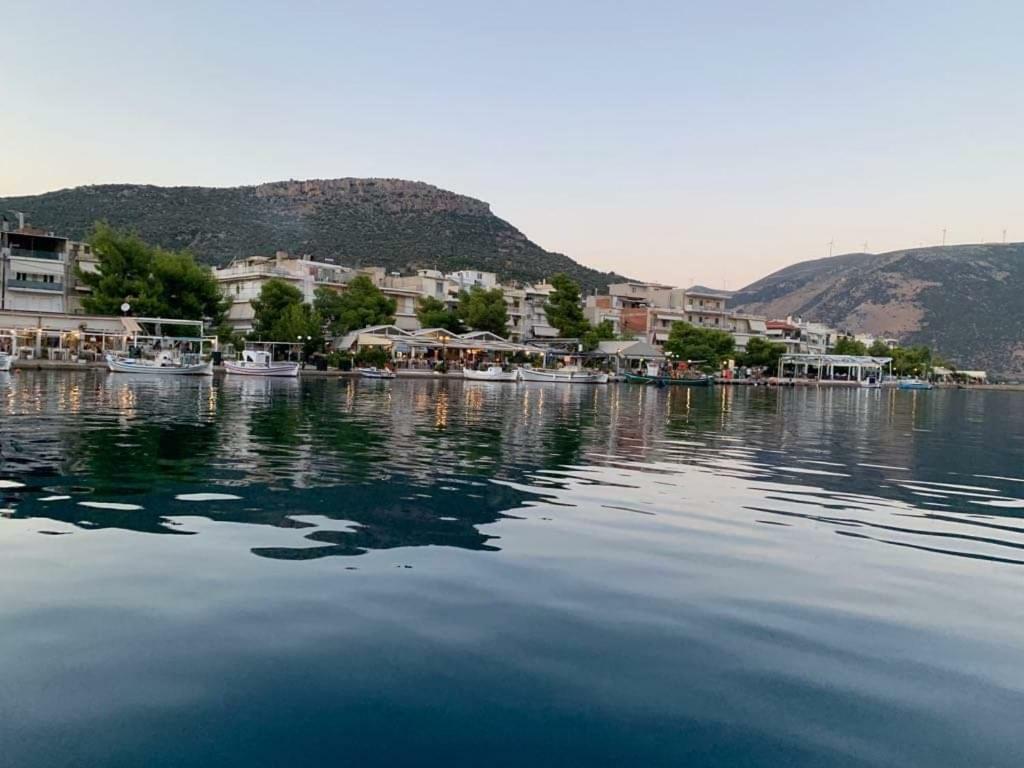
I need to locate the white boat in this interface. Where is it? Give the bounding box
[463,365,518,382]
[860,375,882,389]
[0,353,10,372]
[107,352,213,376]
[518,366,608,384]
[223,349,299,378]
[898,378,934,390]
[358,367,396,379]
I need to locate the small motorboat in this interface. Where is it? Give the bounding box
[223,349,299,378]
[358,367,396,380]
[898,378,934,390]
[0,352,10,372]
[518,366,608,384]
[106,352,213,376]
[463,365,518,382]
[860,375,882,389]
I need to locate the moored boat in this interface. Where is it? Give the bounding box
[860,375,882,389]
[358,367,396,379]
[624,371,712,387]
[898,378,934,390]
[463,365,518,382]
[0,352,10,372]
[107,352,213,376]
[518,367,608,384]
[223,349,299,378]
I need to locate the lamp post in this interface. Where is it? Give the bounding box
[439,333,450,372]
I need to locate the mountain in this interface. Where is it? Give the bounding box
[732,243,1024,378]
[0,179,622,291]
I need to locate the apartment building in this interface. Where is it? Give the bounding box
[0,223,70,313]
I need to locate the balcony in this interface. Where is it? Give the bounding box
[8,246,64,262]
[7,279,64,292]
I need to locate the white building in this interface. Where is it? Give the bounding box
[0,224,70,313]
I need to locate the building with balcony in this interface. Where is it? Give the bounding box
[0,225,70,313]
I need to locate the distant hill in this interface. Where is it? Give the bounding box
[0,179,623,291]
[732,244,1024,378]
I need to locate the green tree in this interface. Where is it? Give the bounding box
[415,296,464,333]
[581,318,617,351]
[543,273,589,338]
[329,275,396,334]
[833,337,868,355]
[664,321,735,372]
[867,339,891,357]
[737,336,786,373]
[457,286,509,336]
[273,302,323,357]
[313,286,346,331]
[251,279,304,338]
[891,345,932,376]
[79,223,224,323]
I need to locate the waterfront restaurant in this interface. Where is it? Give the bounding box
[779,353,893,383]
[333,325,543,367]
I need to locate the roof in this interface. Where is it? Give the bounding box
[767,320,799,331]
[596,340,664,359]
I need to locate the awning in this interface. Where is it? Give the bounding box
[120,317,143,334]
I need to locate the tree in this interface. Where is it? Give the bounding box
[868,339,891,357]
[329,275,396,334]
[582,319,616,351]
[79,223,225,323]
[313,286,346,331]
[416,296,464,333]
[663,321,735,372]
[737,336,786,373]
[543,273,589,338]
[890,345,933,376]
[833,337,868,355]
[251,279,304,338]
[458,287,509,336]
[273,302,323,357]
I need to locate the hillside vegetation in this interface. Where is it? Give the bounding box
[0,178,622,291]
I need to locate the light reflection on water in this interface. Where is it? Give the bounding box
[1,371,1023,767]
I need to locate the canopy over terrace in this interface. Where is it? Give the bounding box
[780,353,892,382]
[333,325,544,357]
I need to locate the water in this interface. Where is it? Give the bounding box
[1,372,1023,767]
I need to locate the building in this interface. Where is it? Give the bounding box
[0,222,70,313]
[766,317,838,355]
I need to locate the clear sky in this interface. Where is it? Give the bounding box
[4,0,1022,288]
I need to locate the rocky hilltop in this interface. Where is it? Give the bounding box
[732,243,1024,378]
[0,178,621,290]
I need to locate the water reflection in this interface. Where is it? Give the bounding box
[0,372,1022,569]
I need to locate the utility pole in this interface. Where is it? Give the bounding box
[941,228,946,246]
[828,240,834,258]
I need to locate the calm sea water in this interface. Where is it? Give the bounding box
[1,371,1022,767]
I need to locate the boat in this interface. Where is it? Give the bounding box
[223,349,299,378]
[624,362,712,387]
[898,378,934,390]
[463,365,518,382]
[358,367,396,380]
[106,352,213,376]
[624,371,712,387]
[860,375,882,389]
[0,353,10,372]
[518,366,608,384]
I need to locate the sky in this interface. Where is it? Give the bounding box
[4,0,1023,288]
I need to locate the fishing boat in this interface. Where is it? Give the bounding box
[106,352,213,376]
[860,374,882,389]
[624,362,712,387]
[358,367,396,380]
[223,349,299,378]
[463,365,518,382]
[898,378,933,390]
[518,366,608,384]
[624,371,712,387]
[0,352,10,372]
